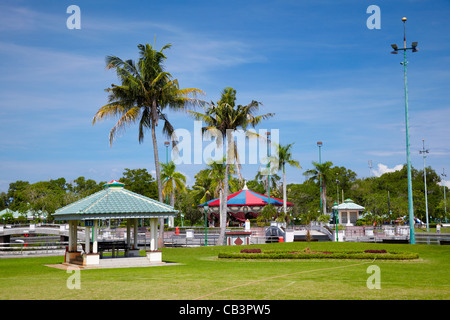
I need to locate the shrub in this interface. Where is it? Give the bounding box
[364,249,387,254]
[240,249,262,254]
[218,250,418,260]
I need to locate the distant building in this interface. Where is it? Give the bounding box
[332,199,365,226]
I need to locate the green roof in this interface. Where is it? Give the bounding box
[53,182,178,221]
[332,199,365,211]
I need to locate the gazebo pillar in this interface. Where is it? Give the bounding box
[85,225,91,254]
[70,220,78,252]
[93,220,98,254]
[146,217,162,262]
[149,218,158,251]
[126,219,131,249]
[133,218,138,249]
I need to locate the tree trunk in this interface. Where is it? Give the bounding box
[218,132,232,246]
[150,110,164,248]
[322,184,327,215]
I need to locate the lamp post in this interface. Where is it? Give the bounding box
[203,204,209,246]
[419,139,429,232]
[333,202,339,242]
[317,141,323,215]
[442,168,447,221]
[164,141,170,205]
[390,17,419,244]
[266,131,271,205]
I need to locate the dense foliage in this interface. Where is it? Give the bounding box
[0,163,448,225]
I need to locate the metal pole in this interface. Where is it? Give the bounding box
[165,141,169,205]
[266,132,271,205]
[317,141,323,215]
[401,17,415,244]
[420,139,429,232]
[204,207,208,246]
[442,169,447,220]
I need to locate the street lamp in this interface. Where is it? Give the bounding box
[419,139,429,232]
[390,17,419,244]
[317,141,323,215]
[442,169,447,221]
[333,202,339,242]
[266,131,271,205]
[203,204,209,246]
[164,141,170,205]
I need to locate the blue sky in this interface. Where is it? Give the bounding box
[1,0,450,192]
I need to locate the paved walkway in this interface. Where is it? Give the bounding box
[46,256,182,270]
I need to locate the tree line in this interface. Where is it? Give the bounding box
[1,162,448,226]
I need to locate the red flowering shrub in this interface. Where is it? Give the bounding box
[240,249,262,254]
[364,249,387,254]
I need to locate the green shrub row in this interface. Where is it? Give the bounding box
[218,251,419,260]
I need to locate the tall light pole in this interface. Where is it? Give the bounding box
[164,141,170,205]
[266,131,271,205]
[203,204,209,246]
[442,168,447,221]
[419,139,429,232]
[391,17,419,244]
[317,141,323,215]
[164,141,171,227]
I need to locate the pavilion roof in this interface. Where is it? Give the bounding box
[332,199,365,211]
[53,180,178,221]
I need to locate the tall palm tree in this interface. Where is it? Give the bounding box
[161,161,186,227]
[160,161,186,207]
[92,43,204,247]
[270,143,301,215]
[304,161,334,215]
[189,87,274,244]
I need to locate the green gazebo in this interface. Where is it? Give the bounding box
[53,180,178,265]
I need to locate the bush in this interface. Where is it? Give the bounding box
[364,249,387,254]
[218,250,418,260]
[240,249,262,254]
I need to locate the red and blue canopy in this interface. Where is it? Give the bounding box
[199,186,293,207]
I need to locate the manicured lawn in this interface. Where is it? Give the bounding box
[0,241,448,300]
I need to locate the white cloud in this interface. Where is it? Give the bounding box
[438,180,450,189]
[372,163,403,177]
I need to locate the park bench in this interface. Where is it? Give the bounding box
[81,240,128,258]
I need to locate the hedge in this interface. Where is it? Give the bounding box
[218,250,419,260]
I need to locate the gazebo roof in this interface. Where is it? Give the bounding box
[53,180,178,221]
[199,184,294,207]
[332,199,365,211]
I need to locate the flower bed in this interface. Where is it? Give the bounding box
[219,248,418,260]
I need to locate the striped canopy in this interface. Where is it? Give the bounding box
[199,185,294,207]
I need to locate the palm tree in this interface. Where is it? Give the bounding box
[189,87,274,244]
[270,143,301,215]
[304,161,334,215]
[161,161,186,227]
[160,161,186,207]
[255,170,281,196]
[92,43,204,247]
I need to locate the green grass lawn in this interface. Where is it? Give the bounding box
[0,241,449,300]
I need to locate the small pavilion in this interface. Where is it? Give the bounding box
[53,180,178,266]
[332,199,365,226]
